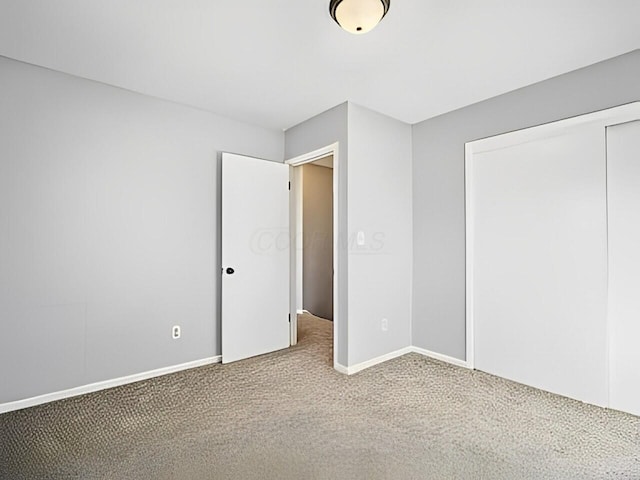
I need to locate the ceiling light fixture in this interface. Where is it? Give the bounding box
[329,0,390,35]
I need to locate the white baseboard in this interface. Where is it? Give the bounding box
[333,346,470,375]
[1,346,469,413]
[0,356,222,415]
[410,346,470,369]
[334,347,414,375]
[333,362,349,375]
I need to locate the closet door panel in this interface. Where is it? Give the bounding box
[471,126,608,406]
[608,120,640,417]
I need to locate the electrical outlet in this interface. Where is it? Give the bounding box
[381,318,388,332]
[172,325,181,339]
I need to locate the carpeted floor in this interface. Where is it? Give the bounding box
[1,313,639,480]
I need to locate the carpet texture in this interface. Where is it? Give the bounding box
[1,313,639,480]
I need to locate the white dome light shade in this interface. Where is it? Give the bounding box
[329,0,390,35]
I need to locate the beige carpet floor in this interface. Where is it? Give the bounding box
[1,313,639,480]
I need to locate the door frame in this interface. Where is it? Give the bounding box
[285,142,339,364]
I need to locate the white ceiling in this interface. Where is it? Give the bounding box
[0,1,638,130]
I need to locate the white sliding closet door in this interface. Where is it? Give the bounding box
[607,120,640,417]
[470,126,609,406]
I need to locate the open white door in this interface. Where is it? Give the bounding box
[222,153,290,364]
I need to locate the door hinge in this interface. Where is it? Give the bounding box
[288,313,291,323]
[288,181,291,190]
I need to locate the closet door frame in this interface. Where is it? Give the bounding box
[465,101,640,372]
[607,120,640,416]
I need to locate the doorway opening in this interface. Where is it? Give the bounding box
[286,143,339,368]
[298,155,333,320]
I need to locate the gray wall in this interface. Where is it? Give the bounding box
[285,103,349,366]
[412,49,640,360]
[0,56,283,404]
[4,46,634,402]
[286,102,413,367]
[347,104,412,365]
[302,163,333,320]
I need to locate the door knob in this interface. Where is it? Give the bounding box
[226,267,235,275]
